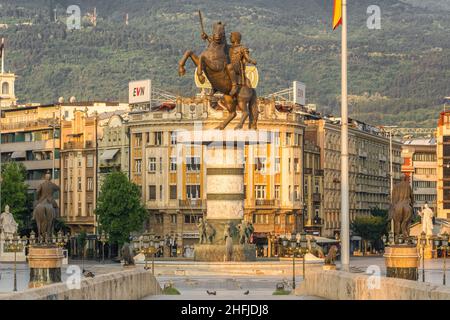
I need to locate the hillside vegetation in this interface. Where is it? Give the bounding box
[0,0,448,127]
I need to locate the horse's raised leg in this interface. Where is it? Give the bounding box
[197,55,206,84]
[217,95,237,130]
[178,50,200,76]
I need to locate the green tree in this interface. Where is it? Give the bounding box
[1,162,30,232]
[95,171,147,247]
[351,215,387,255]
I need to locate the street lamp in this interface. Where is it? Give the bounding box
[433,233,449,285]
[4,233,27,292]
[99,231,109,263]
[419,231,427,282]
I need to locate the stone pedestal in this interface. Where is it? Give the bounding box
[194,244,256,262]
[179,130,270,262]
[28,245,64,288]
[384,245,419,281]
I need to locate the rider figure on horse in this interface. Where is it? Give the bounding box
[35,171,60,217]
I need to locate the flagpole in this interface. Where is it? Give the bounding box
[340,0,350,271]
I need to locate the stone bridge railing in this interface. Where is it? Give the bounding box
[0,268,162,300]
[296,269,450,300]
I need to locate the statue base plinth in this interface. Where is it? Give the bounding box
[28,245,64,288]
[194,244,256,262]
[384,245,419,281]
[323,264,337,271]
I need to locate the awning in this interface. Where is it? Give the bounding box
[100,149,119,161]
[11,151,26,159]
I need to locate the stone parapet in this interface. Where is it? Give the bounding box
[296,269,450,300]
[0,268,162,300]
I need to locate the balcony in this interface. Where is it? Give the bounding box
[379,154,387,162]
[314,169,324,176]
[304,168,313,175]
[179,199,205,208]
[64,141,94,150]
[255,199,276,207]
[358,150,368,158]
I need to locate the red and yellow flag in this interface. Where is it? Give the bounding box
[332,0,342,30]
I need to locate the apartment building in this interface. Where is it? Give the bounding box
[305,117,402,238]
[127,98,306,254]
[402,138,437,214]
[437,112,450,219]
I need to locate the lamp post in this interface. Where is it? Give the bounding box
[419,231,427,282]
[4,233,27,292]
[133,231,159,274]
[99,231,109,263]
[281,232,315,290]
[433,232,449,285]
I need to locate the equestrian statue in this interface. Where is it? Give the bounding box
[388,175,413,242]
[33,171,59,243]
[178,11,258,130]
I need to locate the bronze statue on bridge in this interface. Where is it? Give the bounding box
[178,11,258,130]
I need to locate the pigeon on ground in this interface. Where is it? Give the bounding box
[243,290,250,295]
[83,270,95,278]
[206,290,216,295]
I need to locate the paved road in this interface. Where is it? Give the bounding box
[143,275,323,300]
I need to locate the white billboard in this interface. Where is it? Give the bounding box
[129,79,151,104]
[293,81,306,106]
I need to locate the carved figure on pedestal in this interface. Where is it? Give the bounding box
[0,205,18,237]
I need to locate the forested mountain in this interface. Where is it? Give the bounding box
[0,0,448,127]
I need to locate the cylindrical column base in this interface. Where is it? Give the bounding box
[28,246,64,288]
[384,245,419,281]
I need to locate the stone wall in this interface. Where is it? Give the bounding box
[0,268,162,300]
[296,269,450,300]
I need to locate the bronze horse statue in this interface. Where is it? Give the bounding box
[388,200,413,240]
[178,18,258,130]
[33,201,55,243]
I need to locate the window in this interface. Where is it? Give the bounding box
[304,179,309,196]
[160,157,163,174]
[274,185,280,199]
[255,157,266,173]
[294,158,300,173]
[274,132,280,146]
[274,214,280,224]
[87,177,93,191]
[314,178,320,193]
[274,158,280,173]
[170,185,177,199]
[294,185,300,200]
[294,133,302,146]
[186,185,200,199]
[77,153,82,167]
[255,185,266,199]
[148,157,157,172]
[154,213,163,224]
[415,168,436,175]
[184,214,202,224]
[134,133,142,147]
[155,132,163,145]
[86,154,94,168]
[170,131,177,145]
[78,202,82,216]
[186,157,200,171]
[87,203,93,215]
[135,159,142,174]
[285,133,292,146]
[413,153,436,162]
[170,157,177,171]
[170,214,177,224]
[252,214,268,224]
[159,185,163,200]
[148,185,156,200]
[77,177,82,191]
[286,214,295,224]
